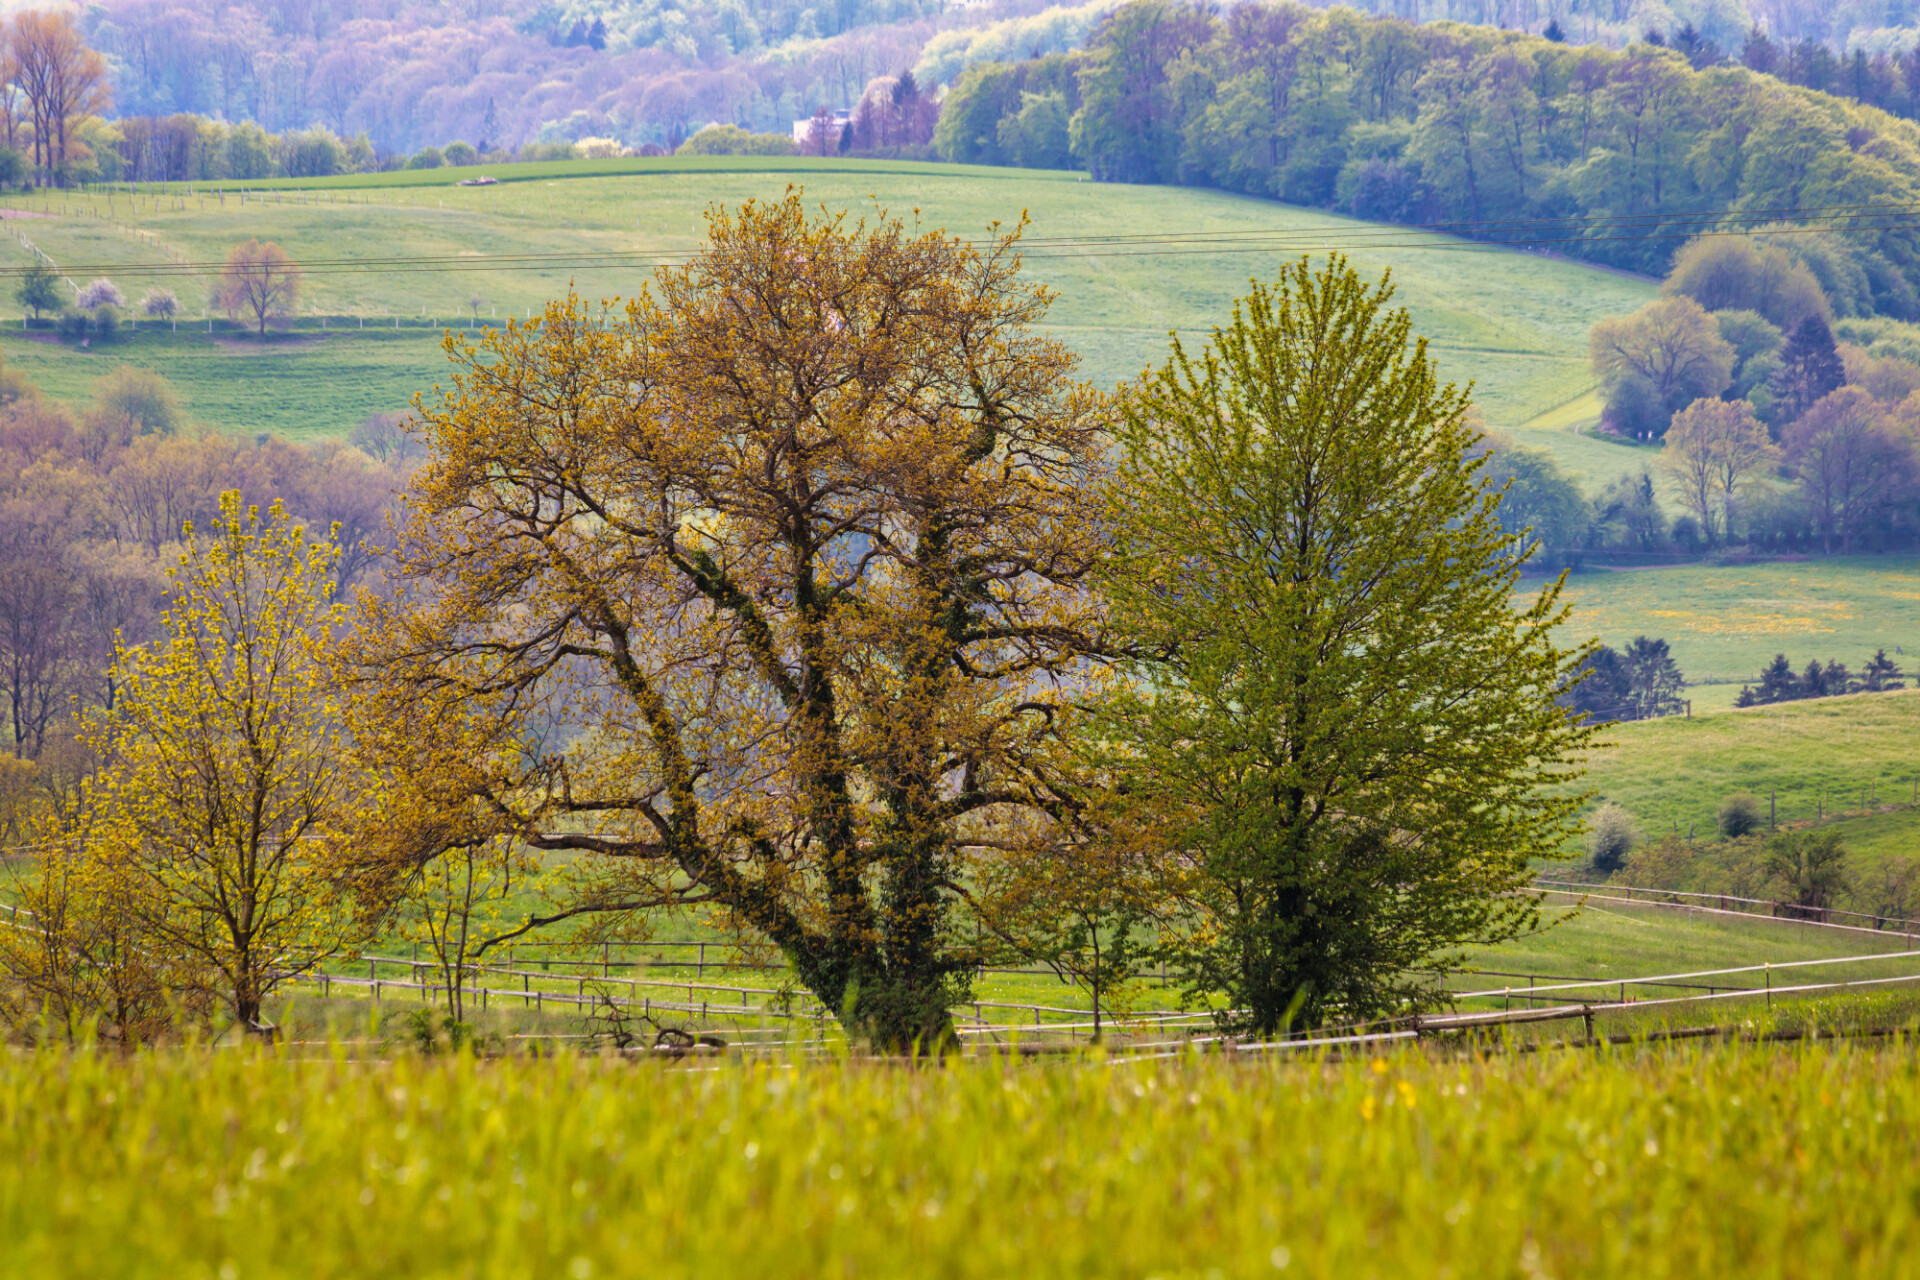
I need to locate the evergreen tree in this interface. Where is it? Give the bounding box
[587,17,607,50]
[1563,644,1632,723]
[1736,652,1800,705]
[1624,635,1685,719]
[1768,316,1846,428]
[1863,648,1906,691]
[477,98,499,154]
[1542,18,1565,42]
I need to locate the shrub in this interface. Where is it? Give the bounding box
[406,147,444,169]
[92,305,120,340]
[55,309,88,340]
[572,136,626,159]
[441,141,479,166]
[1587,802,1639,875]
[1718,793,1763,838]
[76,278,124,310]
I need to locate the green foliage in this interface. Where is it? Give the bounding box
[440,142,479,166]
[1097,256,1594,1035]
[1587,801,1639,874]
[1719,793,1762,838]
[92,365,183,436]
[674,125,798,156]
[16,261,61,323]
[1664,236,1830,333]
[941,4,1920,315]
[1763,829,1852,913]
[406,147,445,170]
[1590,297,1734,438]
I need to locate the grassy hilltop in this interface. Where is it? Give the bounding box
[0,158,1653,456]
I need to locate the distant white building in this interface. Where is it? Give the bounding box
[791,109,852,146]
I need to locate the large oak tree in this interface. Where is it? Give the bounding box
[363,194,1109,1049]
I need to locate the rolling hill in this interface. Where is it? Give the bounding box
[0,157,1654,461]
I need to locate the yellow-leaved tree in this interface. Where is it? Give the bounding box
[83,492,355,1034]
[358,192,1113,1051]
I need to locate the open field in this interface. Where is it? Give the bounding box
[6,1041,1920,1278]
[1576,687,1920,841]
[0,158,1656,452]
[1553,557,1920,703]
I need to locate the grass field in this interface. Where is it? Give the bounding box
[6,1041,1920,1278]
[0,158,1655,452]
[1576,686,1920,840]
[1552,557,1920,704]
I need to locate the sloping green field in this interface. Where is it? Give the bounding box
[1548,556,1920,708]
[0,158,1654,451]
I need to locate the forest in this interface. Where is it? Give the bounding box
[939,3,1920,318]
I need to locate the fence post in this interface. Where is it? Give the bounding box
[1765,963,1771,1009]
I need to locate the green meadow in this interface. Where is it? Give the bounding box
[1550,557,1920,708]
[0,158,1654,450]
[7,1041,1920,1279]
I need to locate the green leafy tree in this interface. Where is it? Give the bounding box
[1095,256,1595,1036]
[1590,297,1734,438]
[16,260,61,324]
[1764,830,1850,919]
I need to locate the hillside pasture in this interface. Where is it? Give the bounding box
[0,160,1655,448]
[1553,556,1920,705]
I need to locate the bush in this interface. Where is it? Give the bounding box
[442,141,479,166]
[140,288,178,320]
[76,278,124,310]
[1587,801,1639,875]
[1718,793,1763,838]
[55,309,88,340]
[92,306,120,340]
[406,147,444,170]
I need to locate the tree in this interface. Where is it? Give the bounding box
[1587,802,1638,874]
[1862,648,1905,691]
[1623,635,1686,719]
[93,365,183,437]
[76,279,122,311]
[1768,315,1846,428]
[1661,397,1776,544]
[361,194,1107,1051]
[1785,387,1912,552]
[1764,830,1849,920]
[1094,256,1594,1036]
[9,11,110,181]
[218,239,300,337]
[1562,643,1632,723]
[17,259,60,323]
[1663,235,1829,333]
[140,288,178,320]
[1736,653,1800,705]
[1590,297,1734,438]
[82,494,355,1033]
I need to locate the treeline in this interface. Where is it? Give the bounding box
[79,0,958,156]
[0,361,406,777]
[938,2,1920,318]
[1583,229,1920,552]
[1735,649,1908,704]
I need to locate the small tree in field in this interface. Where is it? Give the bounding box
[218,239,301,336]
[1587,802,1639,874]
[17,259,60,322]
[1096,256,1596,1036]
[84,493,356,1033]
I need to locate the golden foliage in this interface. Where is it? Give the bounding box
[362,191,1113,1047]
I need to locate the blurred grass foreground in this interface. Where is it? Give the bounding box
[4,1039,1920,1278]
